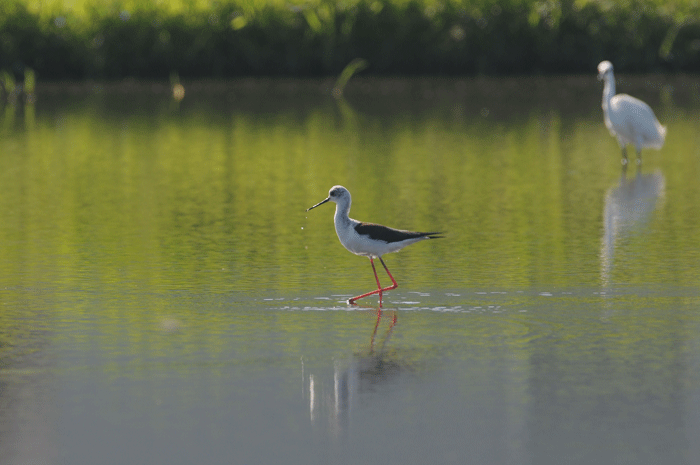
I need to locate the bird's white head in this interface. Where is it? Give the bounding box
[306,185,351,212]
[597,60,614,81]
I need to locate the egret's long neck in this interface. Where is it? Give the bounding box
[602,75,616,110]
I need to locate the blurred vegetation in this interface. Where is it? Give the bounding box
[0,0,698,80]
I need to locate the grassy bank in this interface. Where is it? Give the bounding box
[1,0,699,80]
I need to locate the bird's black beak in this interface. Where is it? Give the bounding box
[306,197,330,212]
[597,73,604,81]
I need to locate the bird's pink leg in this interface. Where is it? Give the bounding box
[371,258,383,291]
[348,258,382,304]
[348,257,399,305]
[378,257,398,292]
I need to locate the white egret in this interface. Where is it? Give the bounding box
[597,60,666,165]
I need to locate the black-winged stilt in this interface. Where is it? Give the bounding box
[306,185,441,304]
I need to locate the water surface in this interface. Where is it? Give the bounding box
[1,76,700,464]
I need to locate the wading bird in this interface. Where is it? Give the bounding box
[597,60,666,165]
[306,186,441,304]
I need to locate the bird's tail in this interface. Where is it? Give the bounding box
[659,123,667,141]
[651,122,667,149]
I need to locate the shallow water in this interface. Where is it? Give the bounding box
[1,76,700,464]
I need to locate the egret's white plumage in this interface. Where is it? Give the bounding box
[597,60,666,165]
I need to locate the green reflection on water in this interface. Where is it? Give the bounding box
[0,77,697,372]
[2,77,699,302]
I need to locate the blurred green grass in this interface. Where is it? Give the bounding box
[1,0,699,80]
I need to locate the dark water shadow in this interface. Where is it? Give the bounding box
[600,166,666,287]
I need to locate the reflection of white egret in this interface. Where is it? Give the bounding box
[597,61,666,165]
[600,170,665,286]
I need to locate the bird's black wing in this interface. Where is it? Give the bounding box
[354,222,441,243]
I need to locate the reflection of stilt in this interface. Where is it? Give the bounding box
[308,360,355,439]
[309,373,315,422]
[367,305,397,353]
[306,305,400,438]
[370,308,381,348]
